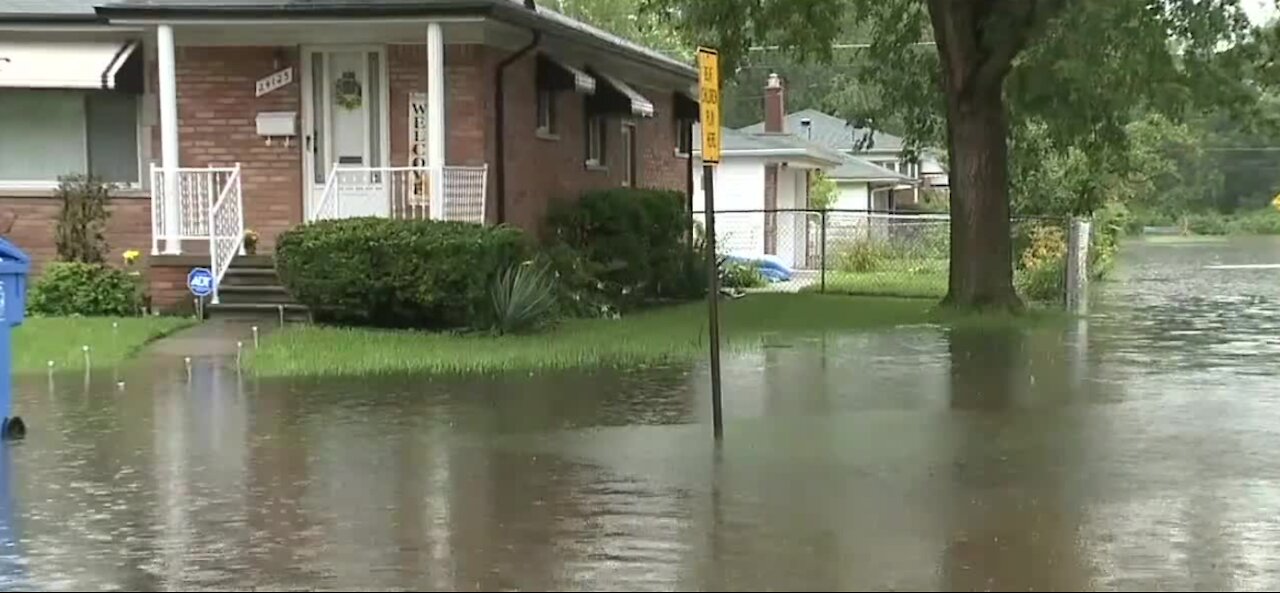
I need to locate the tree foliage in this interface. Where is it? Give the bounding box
[647,0,1262,309]
[546,0,689,60]
[808,170,839,210]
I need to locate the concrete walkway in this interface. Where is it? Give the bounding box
[145,318,273,358]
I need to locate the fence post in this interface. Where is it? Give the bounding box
[1066,216,1092,314]
[820,209,827,293]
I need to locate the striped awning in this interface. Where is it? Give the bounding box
[537,54,596,94]
[555,59,595,94]
[0,40,142,91]
[595,72,654,118]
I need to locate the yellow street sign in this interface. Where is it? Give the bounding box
[697,47,721,164]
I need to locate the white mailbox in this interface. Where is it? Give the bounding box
[255,111,297,137]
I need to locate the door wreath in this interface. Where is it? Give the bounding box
[335,71,363,110]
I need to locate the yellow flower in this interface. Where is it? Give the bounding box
[122,249,140,265]
[1272,193,1280,212]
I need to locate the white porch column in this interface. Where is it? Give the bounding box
[427,22,446,219]
[157,24,182,254]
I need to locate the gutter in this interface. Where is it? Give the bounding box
[0,13,103,23]
[494,27,542,225]
[93,0,696,79]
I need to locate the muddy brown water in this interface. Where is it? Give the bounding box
[3,237,1280,591]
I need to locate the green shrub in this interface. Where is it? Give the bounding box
[491,261,559,335]
[1090,202,1130,280]
[721,261,767,289]
[54,175,113,264]
[836,240,892,273]
[1015,224,1067,303]
[275,218,530,329]
[1227,209,1280,235]
[541,242,617,319]
[1016,255,1066,303]
[28,262,143,316]
[1182,211,1230,235]
[545,188,703,311]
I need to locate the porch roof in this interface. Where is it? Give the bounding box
[829,154,916,184]
[90,0,695,79]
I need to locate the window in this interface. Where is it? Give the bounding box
[871,159,896,172]
[675,118,693,156]
[0,89,139,186]
[536,87,558,137]
[622,121,637,186]
[586,113,607,167]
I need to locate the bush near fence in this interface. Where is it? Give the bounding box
[544,188,705,314]
[698,209,1079,304]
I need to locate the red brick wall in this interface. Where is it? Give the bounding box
[174,46,303,252]
[0,196,152,277]
[389,45,492,168]
[148,259,195,314]
[497,52,687,234]
[387,45,687,234]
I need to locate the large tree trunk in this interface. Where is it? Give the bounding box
[928,0,1035,312]
[941,84,1021,311]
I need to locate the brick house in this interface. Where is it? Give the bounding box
[0,0,698,310]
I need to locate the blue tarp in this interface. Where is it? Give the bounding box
[724,253,794,282]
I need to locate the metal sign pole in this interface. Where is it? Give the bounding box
[704,164,723,440]
[698,46,724,441]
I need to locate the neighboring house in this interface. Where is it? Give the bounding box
[692,74,914,271]
[739,108,948,208]
[0,0,699,310]
[690,124,843,270]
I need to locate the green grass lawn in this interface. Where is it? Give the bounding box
[248,293,941,378]
[13,316,194,373]
[805,270,948,299]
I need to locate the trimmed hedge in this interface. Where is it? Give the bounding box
[545,188,704,311]
[275,218,530,329]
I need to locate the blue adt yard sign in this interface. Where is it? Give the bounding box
[188,267,213,298]
[0,238,30,440]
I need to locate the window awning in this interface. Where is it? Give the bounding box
[0,40,143,92]
[674,88,700,121]
[537,55,596,95]
[592,72,655,118]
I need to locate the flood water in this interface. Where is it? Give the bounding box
[6,237,1280,591]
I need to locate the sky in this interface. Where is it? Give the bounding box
[1244,0,1278,25]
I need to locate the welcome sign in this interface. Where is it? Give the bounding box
[409,92,430,204]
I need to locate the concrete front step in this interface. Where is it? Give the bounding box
[206,302,311,322]
[221,267,281,286]
[216,284,296,305]
[229,254,275,268]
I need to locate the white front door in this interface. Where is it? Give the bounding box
[302,47,389,219]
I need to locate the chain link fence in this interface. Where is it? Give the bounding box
[693,209,1081,306]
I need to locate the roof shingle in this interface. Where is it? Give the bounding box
[738,109,907,154]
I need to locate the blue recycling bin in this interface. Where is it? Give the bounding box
[0,238,28,440]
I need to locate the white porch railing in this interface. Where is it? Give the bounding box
[313,165,488,224]
[149,163,243,304]
[208,166,244,305]
[149,164,242,255]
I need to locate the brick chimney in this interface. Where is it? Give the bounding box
[764,73,785,133]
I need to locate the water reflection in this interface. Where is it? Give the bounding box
[3,237,1280,590]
